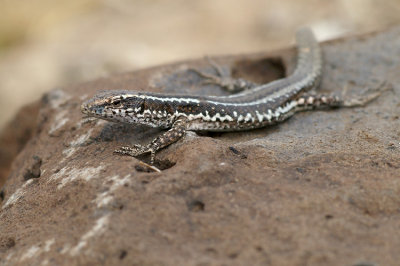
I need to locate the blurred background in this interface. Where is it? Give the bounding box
[1,0,400,130]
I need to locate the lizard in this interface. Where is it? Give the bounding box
[81,28,387,165]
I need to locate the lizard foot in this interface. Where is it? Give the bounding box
[342,81,392,107]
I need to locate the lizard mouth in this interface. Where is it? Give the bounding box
[80,102,106,118]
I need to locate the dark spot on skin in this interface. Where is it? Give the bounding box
[0,189,4,201]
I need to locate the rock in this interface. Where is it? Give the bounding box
[0,101,40,187]
[1,27,400,265]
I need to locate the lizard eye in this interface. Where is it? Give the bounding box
[112,100,121,106]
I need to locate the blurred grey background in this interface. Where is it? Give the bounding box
[1,0,400,130]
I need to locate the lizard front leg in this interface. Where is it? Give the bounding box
[114,119,187,164]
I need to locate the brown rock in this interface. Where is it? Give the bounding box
[1,27,400,265]
[0,101,40,187]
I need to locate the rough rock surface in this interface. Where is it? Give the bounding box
[0,102,40,187]
[1,27,400,266]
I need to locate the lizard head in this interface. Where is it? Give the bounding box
[81,90,148,124]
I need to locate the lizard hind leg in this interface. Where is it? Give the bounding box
[190,57,256,93]
[294,81,392,111]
